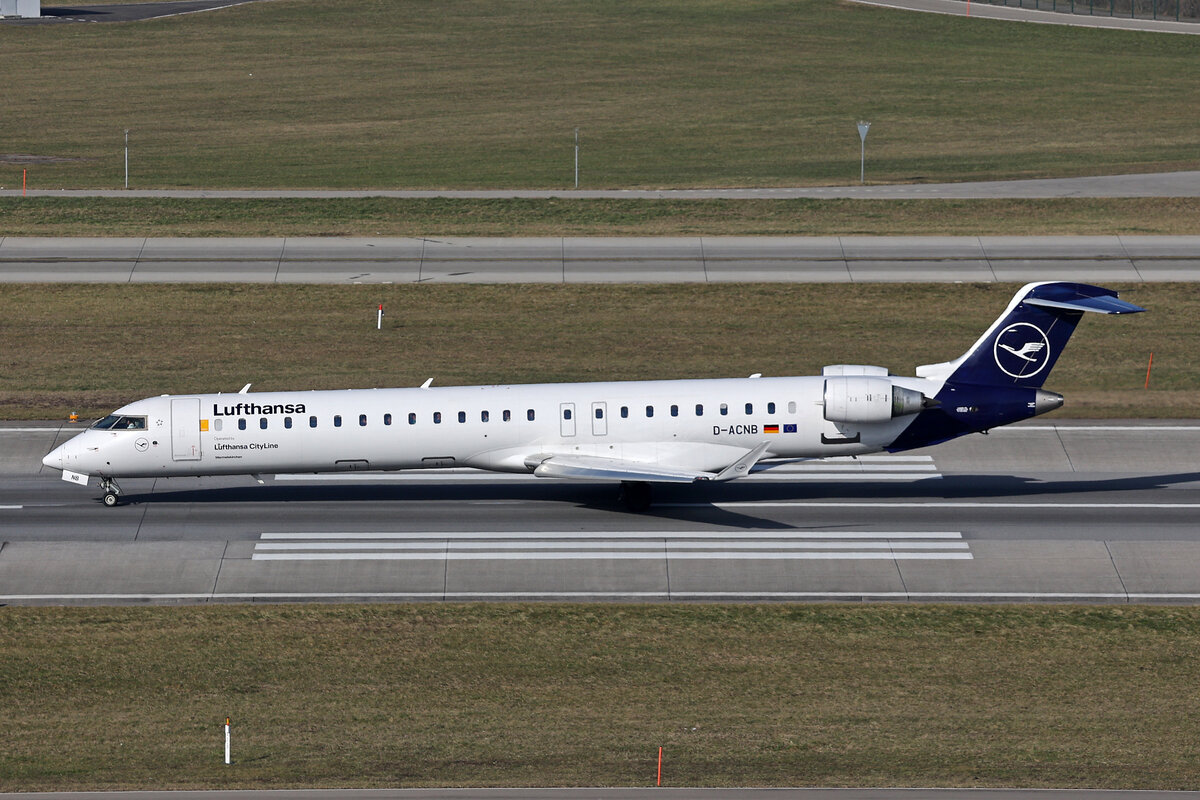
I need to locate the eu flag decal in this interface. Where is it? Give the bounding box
[783,424,797,433]
[764,424,780,434]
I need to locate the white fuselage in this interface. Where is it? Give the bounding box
[44,375,935,481]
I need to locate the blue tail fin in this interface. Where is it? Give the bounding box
[916,282,1144,389]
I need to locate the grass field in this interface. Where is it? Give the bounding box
[3,196,1200,236]
[0,282,1187,420]
[5,604,1200,791]
[2,0,1198,189]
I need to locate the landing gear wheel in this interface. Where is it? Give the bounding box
[98,477,123,508]
[620,481,653,513]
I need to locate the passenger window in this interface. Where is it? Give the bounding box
[481,410,489,422]
[458,411,466,423]
[788,401,797,414]
[238,418,247,430]
[384,413,392,426]
[720,404,728,416]
[260,418,268,430]
[563,408,572,420]
[527,409,535,421]
[214,418,223,432]
[670,405,679,417]
[646,405,654,418]
[334,415,342,428]
[359,414,367,427]
[284,417,292,429]
[695,404,703,416]
[745,403,753,415]
[768,402,776,415]
[434,412,442,424]
[595,407,603,419]
[408,413,416,425]
[621,406,629,418]
[503,410,511,422]
[309,416,317,428]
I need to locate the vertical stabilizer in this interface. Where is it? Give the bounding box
[916,282,1143,389]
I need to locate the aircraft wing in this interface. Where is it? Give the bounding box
[528,441,772,484]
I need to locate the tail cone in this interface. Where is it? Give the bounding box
[1034,389,1064,416]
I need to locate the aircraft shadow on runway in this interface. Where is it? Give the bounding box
[112,471,1200,528]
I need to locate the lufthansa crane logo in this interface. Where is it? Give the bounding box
[993,322,1051,379]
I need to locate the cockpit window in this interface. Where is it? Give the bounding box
[92,414,147,430]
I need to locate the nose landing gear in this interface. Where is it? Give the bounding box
[99,477,123,507]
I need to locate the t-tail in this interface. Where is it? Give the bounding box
[889,281,1143,451]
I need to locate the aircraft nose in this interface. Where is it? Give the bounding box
[42,442,66,471]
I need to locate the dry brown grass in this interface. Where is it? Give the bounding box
[0,282,1188,419]
[3,197,1200,236]
[5,604,1200,791]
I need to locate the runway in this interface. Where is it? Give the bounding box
[2,235,1199,283]
[4,420,1199,605]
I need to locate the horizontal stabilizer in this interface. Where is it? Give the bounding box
[1024,294,1144,315]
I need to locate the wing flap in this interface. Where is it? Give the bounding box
[528,442,774,484]
[532,454,708,483]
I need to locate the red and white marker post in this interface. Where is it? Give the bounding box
[224,717,231,765]
[377,303,383,330]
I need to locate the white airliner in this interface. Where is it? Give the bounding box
[42,281,1142,510]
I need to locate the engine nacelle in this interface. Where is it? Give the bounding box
[823,376,929,424]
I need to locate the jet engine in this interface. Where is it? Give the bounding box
[823,376,931,424]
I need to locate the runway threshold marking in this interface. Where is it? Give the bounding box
[251,529,971,561]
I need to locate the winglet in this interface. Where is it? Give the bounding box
[420,378,434,389]
[712,440,772,482]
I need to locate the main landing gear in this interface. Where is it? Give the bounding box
[99,477,123,507]
[619,481,653,513]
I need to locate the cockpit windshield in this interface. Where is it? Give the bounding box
[92,414,147,430]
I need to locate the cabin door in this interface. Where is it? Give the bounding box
[591,402,608,436]
[560,402,576,437]
[171,397,202,461]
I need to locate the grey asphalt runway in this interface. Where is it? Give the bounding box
[4,791,1200,800]
[3,171,1199,198]
[2,235,1198,283]
[4,420,1199,605]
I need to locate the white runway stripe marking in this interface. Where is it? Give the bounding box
[255,541,970,551]
[664,501,1200,509]
[252,529,970,562]
[260,530,965,540]
[252,551,974,561]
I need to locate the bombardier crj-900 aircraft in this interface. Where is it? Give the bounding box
[43,282,1142,510]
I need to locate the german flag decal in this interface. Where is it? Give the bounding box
[764,424,780,434]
